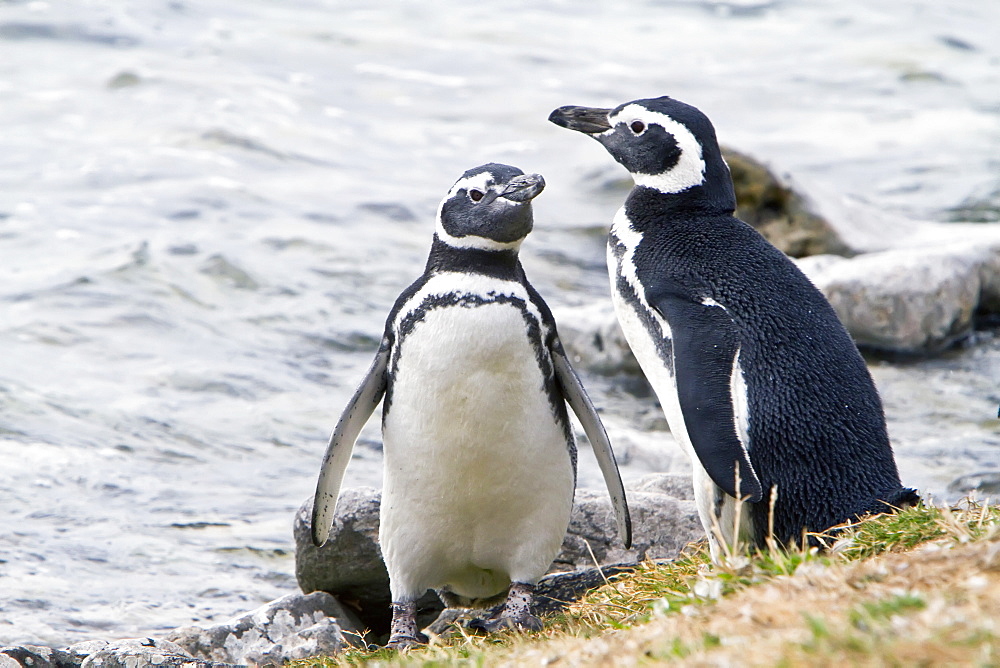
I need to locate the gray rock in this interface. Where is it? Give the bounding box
[558,233,1000,363]
[553,485,702,570]
[294,490,444,636]
[165,592,358,666]
[293,488,394,630]
[59,641,132,668]
[0,639,222,668]
[628,472,696,500]
[947,471,1000,499]
[294,475,702,632]
[796,239,1000,353]
[70,639,213,668]
[0,645,78,668]
[552,303,641,377]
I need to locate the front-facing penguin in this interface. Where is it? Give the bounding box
[549,96,917,560]
[311,163,631,648]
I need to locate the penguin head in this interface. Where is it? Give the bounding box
[549,96,734,207]
[435,163,545,252]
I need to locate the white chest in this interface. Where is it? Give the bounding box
[379,282,575,599]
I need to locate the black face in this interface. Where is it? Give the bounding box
[595,118,683,177]
[549,96,735,207]
[549,98,698,176]
[439,163,545,245]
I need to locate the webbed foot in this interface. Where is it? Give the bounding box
[386,631,429,651]
[467,582,543,634]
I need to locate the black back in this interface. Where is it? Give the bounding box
[626,184,916,545]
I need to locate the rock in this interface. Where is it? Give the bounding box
[796,239,1000,353]
[294,475,703,636]
[423,564,636,637]
[557,232,1000,362]
[629,472,695,500]
[947,471,1000,499]
[0,640,226,668]
[293,491,444,636]
[722,148,853,258]
[165,592,358,666]
[583,149,852,258]
[293,488,394,631]
[0,645,78,668]
[552,302,642,376]
[553,484,702,570]
[71,639,214,668]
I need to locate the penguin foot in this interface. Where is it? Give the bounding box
[467,581,543,634]
[387,600,427,650]
[385,632,429,651]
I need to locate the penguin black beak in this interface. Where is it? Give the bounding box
[500,173,545,202]
[548,105,613,134]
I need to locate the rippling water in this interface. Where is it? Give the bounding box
[2,0,998,646]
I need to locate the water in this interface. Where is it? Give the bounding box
[2,0,999,647]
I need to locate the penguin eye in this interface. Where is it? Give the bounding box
[630,120,646,134]
[469,189,485,202]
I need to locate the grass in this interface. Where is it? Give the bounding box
[293,499,1000,667]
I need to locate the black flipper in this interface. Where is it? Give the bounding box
[648,283,762,502]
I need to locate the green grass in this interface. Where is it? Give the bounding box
[293,500,1000,667]
[849,592,926,628]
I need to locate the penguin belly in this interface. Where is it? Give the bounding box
[380,300,575,602]
[607,238,752,557]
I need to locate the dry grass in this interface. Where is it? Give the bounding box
[294,500,1000,667]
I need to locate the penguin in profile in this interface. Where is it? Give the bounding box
[549,96,917,560]
[311,163,631,648]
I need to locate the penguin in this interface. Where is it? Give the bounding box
[548,96,917,560]
[311,163,632,648]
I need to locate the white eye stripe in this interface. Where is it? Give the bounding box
[447,171,494,198]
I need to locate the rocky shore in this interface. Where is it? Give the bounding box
[2,474,701,668]
[4,152,998,667]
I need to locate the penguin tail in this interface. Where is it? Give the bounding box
[877,487,921,512]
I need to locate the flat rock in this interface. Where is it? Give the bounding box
[557,230,1000,364]
[797,235,1000,353]
[165,592,358,666]
[0,639,232,668]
